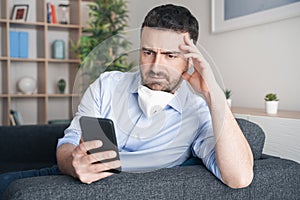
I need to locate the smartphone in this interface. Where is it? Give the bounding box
[79,116,121,173]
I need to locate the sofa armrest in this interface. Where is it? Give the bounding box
[236,118,265,159]
[4,157,300,200]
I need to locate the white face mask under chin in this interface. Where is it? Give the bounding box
[138,85,175,118]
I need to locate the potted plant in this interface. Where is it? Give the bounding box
[224,89,232,107]
[264,93,279,114]
[70,0,134,85]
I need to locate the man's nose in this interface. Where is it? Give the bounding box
[150,53,163,72]
[153,52,163,65]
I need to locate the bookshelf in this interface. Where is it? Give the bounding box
[0,0,84,125]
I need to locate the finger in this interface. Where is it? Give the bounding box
[184,34,194,46]
[78,171,114,184]
[90,160,121,173]
[93,150,117,160]
[72,140,103,159]
[85,150,118,164]
[182,71,192,81]
[183,52,205,61]
[81,140,103,152]
[179,44,198,54]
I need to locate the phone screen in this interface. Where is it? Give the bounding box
[79,116,121,173]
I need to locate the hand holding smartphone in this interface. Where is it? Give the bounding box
[79,116,121,173]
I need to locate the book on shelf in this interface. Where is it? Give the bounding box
[19,32,29,58]
[9,31,19,58]
[47,3,52,23]
[47,3,58,24]
[51,4,58,23]
[10,110,24,126]
[9,31,29,58]
[9,114,16,126]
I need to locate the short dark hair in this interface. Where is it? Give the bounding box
[141,4,199,43]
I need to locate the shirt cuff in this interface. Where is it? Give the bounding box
[57,131,81,149]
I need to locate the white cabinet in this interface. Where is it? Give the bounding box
[233,107,300,164]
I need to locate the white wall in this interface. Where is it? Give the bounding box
[126,0,300,111]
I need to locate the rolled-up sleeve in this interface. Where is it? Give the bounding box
[191,117,222,181]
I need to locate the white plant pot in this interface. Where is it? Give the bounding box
[265,101,279,114]
[226,99,232,108]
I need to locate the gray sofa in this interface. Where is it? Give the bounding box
[1,119,299,200]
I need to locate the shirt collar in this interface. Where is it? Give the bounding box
[129,71,141,94]
[168,81,189,114]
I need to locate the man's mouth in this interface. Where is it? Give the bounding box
[149,76,165,80]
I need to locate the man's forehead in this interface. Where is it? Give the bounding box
[141,27,189,51]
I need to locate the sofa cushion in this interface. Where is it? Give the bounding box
[236,118,265,159]
[4,157,300,200]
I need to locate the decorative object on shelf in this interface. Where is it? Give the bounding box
[17,76,37,94]
[52,40,65,59]
[57,79,66,94]
[11,4,29,21]
[224,89,232,107]
[264,93,279,114]
[58,4,70,24]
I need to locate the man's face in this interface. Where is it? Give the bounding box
[140,27,190,93]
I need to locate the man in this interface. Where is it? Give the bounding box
[0,4,253,197]
[56,4,253,188]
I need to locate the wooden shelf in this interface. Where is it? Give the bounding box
[10,58,46,62]
[48,59,80,63]
[10,94,47,98]
[8,58,80,63]
[9,20,45,27]
[48,93,80,98]
[0,57,9,60]
[232,107,300,119]
[0,0,83,125]
[47,23,80,29]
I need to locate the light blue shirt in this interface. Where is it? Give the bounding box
[57,71,221,180]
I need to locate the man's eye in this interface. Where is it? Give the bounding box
[167,54,177,59]
[143,51,153,56]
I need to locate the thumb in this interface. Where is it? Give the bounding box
[182,71,192,81]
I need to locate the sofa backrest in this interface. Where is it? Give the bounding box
[0,124,67,164]
[0,119,265,173]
